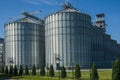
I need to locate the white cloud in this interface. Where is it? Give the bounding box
[39,0,53,5]
[23,0,59,5]
[26,0,40,5]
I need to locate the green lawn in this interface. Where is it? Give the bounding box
[81,70,112,80]
[1,69,112,80]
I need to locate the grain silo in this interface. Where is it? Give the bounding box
[45,3,91,69]
[5,12,45,67]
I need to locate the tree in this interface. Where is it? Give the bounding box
[5,66,8,75]
[9,65,13,75]
[13,65,18,75]
[0,65,4,73]
[25,65,29,75]
[32,64,36,76]
[40,65,45,76]
[19,65,23,76]
[61,66,66,78]
[112,59,120,80]
[90,63,99,80]
[75,64,81,79]
[49,65,54,77]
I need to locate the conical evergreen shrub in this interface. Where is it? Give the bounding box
[61,66,66,78]
[5,66,8,75]
[90,63,99,80]
[49,65,54,77]
[25,65,29,75]
[112,59,120,80]
[0,65,4,73]
[32,64,36,76]
[40,65,45,76]
[13,65,18,75]
[75,64,81,79]
[9,65,13,75]
[19,65,23,76]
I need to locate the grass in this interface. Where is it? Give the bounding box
[0,69,112,80]
[81,69,112,80]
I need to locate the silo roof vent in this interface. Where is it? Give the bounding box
[13,12,43,24]
[57,2,79,13]
[62,2,77,10]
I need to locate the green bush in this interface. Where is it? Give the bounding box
[9,65,13,75]
[61,66,66,78]
[90,63,99,80]
[49,65,54,77]
[40,65,45,76]
[19,65,23,76]
[32,64,36,76]
[75,64,81,79]
[13,65,18,75]
[0,65,4,73]
[112,59,120,80]
[5,66,8,75]
[25,65,29,75]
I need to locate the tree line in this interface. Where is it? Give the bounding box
[0,59,120,80]
[0,64,96,79]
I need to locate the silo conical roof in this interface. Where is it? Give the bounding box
[6,12,43,25]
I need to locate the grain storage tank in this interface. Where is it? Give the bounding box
[45,3,91,69]
[5,12,45,67]
[0,38,5,66]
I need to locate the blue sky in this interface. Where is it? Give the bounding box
[0,0,120,43]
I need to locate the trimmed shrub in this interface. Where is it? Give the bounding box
[49,65,54,77]
[40,65,45,76]
[19,65,23,76]
[25,65,29,75]
[0,65,4,73]
[61,66,66,78]
[75,64,81,79]
[9,65,13,75]
[90,63,99,80]
[112,59,120,80]
[5,66,8,75]
[32,64,36,76]
[13,65,18,75]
